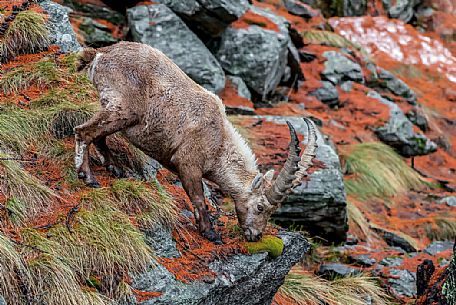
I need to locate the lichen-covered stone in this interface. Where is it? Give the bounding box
[127,232,309,305]
[322,51,364,85]
[226,75,252,100]
[39,0,81,53]
[127,4,225,93]
[382,0,417,23]
[389,269,417,298]
[77,16,119,48]
[244,235,284,258]
[369,91,437,157]
[376,68,417,104]
[309,81,339,106]
[424,241,454,256]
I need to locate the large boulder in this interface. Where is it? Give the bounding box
[245,116,347,243]
[127,4,225,93]
[155,0,249,37]
[369,91,437,157]
[39,0,81,53]
[126,232,309,305]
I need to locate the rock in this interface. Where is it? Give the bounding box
[389,269,417,298]
[349,254,376,266]
[298,50,317,62]
[343,0,367,16]
[443,241,456,304]
[216,26,288,100]
[406,108,429,132]
[318,263,362,279]
[439,196,456,207]
[321,51,364,85]
[143,225,180,259]
[382,0,417,23]
[77,16,118,47]
[62,0,126,25]
[309,81,339,107]
[340,81,353,92]
[282,0,318,18]
[0,296,5,305]
[39,0,81,53]
[376,69,417,104]
[424,241,454,256]
[417,259,435,297]
[265,116,348,243]
[226,76,252,100]
[128,232,309,305]
[156,0,249,37]
[369,91,437,157]
[127,4,225,93]
[380,256,404,267]
[372,225,417,252]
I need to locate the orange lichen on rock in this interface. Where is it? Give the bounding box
[219,79,255,110]
[132,289,162,302]
[231,9,280,32]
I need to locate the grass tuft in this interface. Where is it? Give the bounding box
[0,233,33,305]
[0,10,49,62]
[278,268,390,305]
[342,142,426,199]
[347,200,371,241]
[425,218,456,241]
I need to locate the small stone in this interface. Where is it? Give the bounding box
[340,81,353,92]
[309,81,339,107]
[388,269,417,298]
[349,254,376,266]
[322,51,364,85]
[318,263,362,279]
[380,256,403,267]
[439,196,456,207]
[423,241,454,256]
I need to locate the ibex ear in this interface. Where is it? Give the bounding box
[251,173,263,191]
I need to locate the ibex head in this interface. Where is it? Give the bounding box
[237,118,318,241]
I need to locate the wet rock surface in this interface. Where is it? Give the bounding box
[128,232,310,305]
[369,91,437,157]
[39,0,81,53]
[127,4,225,93]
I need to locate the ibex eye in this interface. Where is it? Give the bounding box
[257,205,264,212]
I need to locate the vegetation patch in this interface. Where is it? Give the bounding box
[278,269,390,305]
[0,10,49,63]
[341,142,426,199]
[425,218,456,241]
[244,235,284,258]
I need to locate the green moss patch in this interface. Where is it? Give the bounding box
[244,235,284,258]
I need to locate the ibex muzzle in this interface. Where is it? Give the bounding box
[74,42,318,243]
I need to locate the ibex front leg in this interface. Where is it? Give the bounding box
[74,109,137,187]
[176,164,222,244]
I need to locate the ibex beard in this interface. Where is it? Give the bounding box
[74,42,318,244]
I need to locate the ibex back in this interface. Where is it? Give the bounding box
[75,41,317,243]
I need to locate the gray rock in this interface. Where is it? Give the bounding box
[322,51,364,85]
[0,296,5,305]
[380,256,404,267]
[343,0,367,16]
[424,241,454,256]
[406,108,429,131]
[382,0,417,23]
[309,81,339,107]
[369,91,437,157]
[143,225,180,258]
[216,26,288,99]
[318,263,362,279]
[227,76,252,100]
[61,0,126,25]
[439,196,456,207]
[156,0,249,36]
[282,0,317,18]
[372,225,417,252]
[128,232,309,305]
[127,4,225,93]
[349,254,376,266]
[264,116,348,243]
[443,242,456,303]
[78,16,118,48]
[341,81,353,92]
[39,0,81,53]
[376,68,417,104]
[388,269,417,298]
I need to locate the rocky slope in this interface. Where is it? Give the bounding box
[0,0,455,304]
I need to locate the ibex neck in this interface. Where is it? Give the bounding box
[211,121,259,203]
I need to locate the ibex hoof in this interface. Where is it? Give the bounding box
[202,230,223,245]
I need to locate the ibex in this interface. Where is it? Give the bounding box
[75,41,317,243]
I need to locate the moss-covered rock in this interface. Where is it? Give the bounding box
[244,235,285,258]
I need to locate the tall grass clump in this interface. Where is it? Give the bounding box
[425,218,456,241]
[0,233,33,305]
[342,142,426,199]
[278,269,390,305]
[347,200,371,240]
[0,10,49,62]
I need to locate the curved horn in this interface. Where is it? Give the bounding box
[265,121,301,205]
[292,118,318,188]
[265,118,318,205]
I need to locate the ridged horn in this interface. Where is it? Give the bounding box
[265,121,301,205]
[265,118,319,205]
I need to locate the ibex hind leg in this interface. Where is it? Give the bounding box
[93,136,125,178]
[74,109,137,187]
[175,162,222,244]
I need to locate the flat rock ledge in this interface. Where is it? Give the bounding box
[127,232,309,305]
